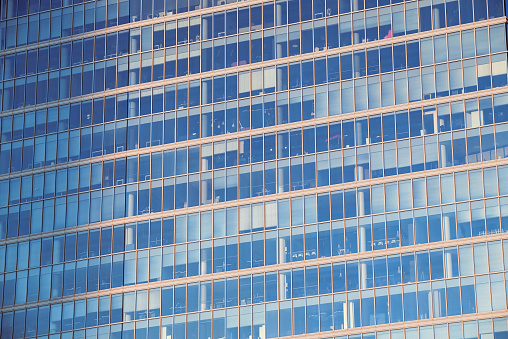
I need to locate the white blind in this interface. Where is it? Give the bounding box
[264,67,275,91]
[238,71,250,95]
[239,205,251,232]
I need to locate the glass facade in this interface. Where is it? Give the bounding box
[1,0,508,338]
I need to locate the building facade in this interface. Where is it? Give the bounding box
[1,0,508,338]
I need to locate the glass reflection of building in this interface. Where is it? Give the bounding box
[1,0,508,338]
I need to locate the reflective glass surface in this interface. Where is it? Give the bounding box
[1,0,508,337]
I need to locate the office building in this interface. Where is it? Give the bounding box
[0,0,508,338]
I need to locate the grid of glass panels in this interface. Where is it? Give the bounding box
[1,164,508,306]
[1,239,508,338]
[2,21,507,114]
[1,17,506,109]
[0,0,502,51]
[3,315,507,339]
[1,92,508,236]
[0,26,507,180]
[1,0,508,337]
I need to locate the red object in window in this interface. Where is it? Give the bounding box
[384,30,392,39]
